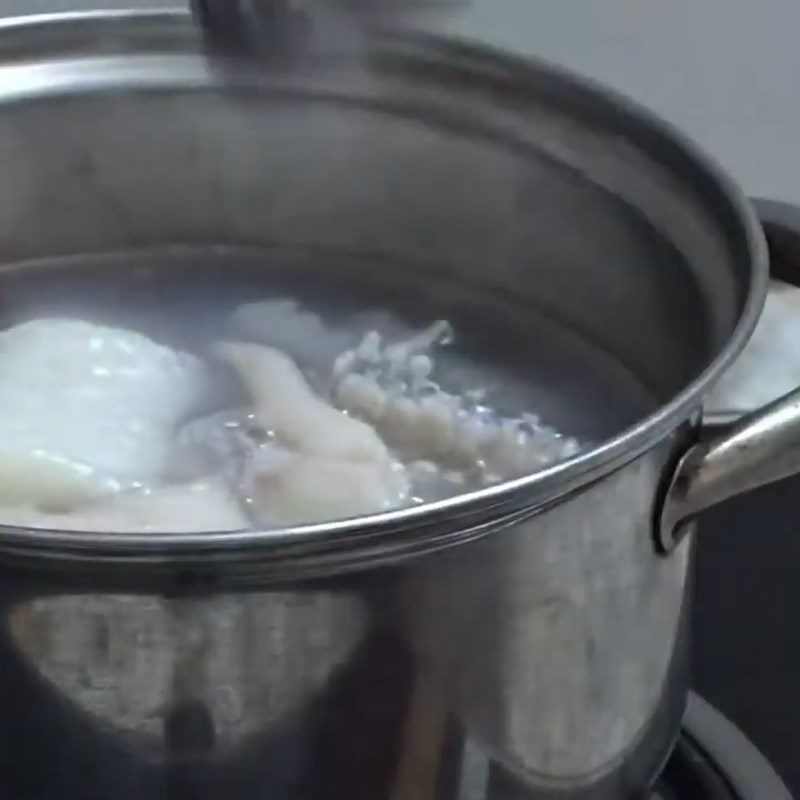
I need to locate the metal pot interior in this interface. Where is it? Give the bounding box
[0,15,761,441]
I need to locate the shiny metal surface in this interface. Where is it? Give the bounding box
[660,388,800,551]
[192,0,318,54]
[3,446,692,798]
[191,0,465,55]
[0,11,777,799]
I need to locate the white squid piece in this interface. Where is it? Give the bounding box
[216,341,410,524]
[0,479,247,533]
[216,341,390,463]
[0,319,206,510]
[251,456,411,525]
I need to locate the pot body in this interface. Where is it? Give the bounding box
[3,438,692,800]
[0,11,767,800]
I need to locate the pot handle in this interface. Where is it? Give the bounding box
[658,387,800,552]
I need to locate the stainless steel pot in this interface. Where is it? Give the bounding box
[0,10,794,800]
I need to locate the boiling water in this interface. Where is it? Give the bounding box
[0,246,657,531]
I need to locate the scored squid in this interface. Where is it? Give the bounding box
[331,324,582,484]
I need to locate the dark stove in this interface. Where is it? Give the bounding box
[653,695,791,800]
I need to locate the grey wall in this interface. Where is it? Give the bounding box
[441,0,800,207]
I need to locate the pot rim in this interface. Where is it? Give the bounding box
[0,9,769,572]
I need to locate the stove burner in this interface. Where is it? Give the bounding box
[654,736,742,799]
[653,695,792,800]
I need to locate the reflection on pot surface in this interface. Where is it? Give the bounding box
[8,591,368,757]
[0,458,691,799]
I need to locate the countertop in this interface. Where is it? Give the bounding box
[8,0,800,206]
